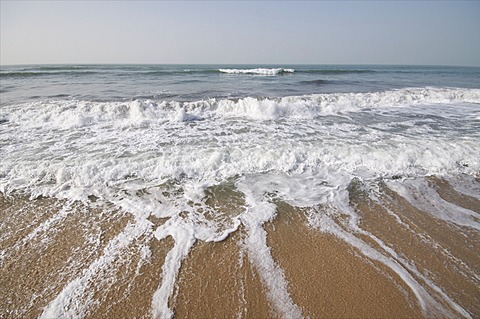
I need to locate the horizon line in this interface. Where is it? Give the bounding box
[2,62,479,68]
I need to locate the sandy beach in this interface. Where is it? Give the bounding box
[1,176,478,318]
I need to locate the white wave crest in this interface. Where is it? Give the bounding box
[1,86,479,202]
[5,87,479,129]
[219,68,295,75]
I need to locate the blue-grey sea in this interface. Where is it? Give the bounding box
[1,64,480,104]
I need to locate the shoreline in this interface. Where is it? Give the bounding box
[1,175,479,318]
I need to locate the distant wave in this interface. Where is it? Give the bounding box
[1,67,380,79]
[218,68,377,76]
[219,68,295,75]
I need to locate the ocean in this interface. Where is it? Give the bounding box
[1,64,479,318]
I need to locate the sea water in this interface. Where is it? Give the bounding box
[1,64,479,318]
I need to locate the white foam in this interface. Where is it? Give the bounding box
[219,68,295,75]
[237,176,303,318]
[1,95,478,207]
[40,220,151,318]
[386,178,480,230]
[3,88,479,129]
[444,174,480,200]
[152,218,196,319]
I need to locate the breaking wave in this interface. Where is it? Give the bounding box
[219,68,295,75]
[4,87,478,129]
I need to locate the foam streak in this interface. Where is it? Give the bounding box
[238,180,303,319]
[152,218,196,319]
[40,221,148,318]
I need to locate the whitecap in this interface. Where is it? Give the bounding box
[219,68,295,75]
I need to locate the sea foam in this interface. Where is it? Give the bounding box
[219,68,295,75]
[4,88,479,128]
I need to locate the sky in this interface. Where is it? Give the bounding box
[1,1,480,66]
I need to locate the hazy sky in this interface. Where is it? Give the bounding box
[1,1,479,66]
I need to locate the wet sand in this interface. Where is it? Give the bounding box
[0,195,133,318]
[172,229,277,319]
[266,201,423,319]
[1,176,479,318]
[348,179,480,317]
